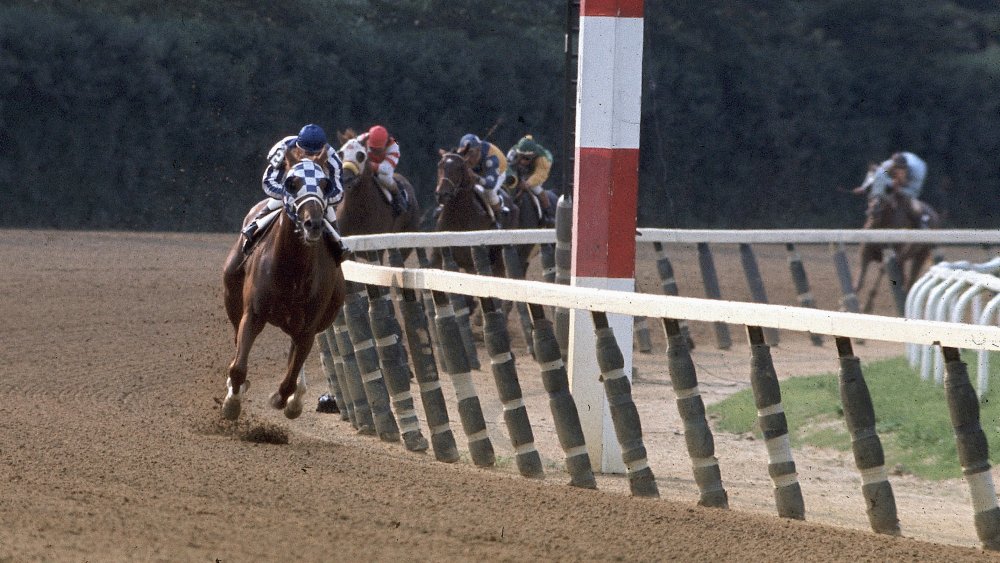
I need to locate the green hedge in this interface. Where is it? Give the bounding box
[2,1,999,231]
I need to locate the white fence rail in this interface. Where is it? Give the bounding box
[344,228,1000,252]
[341,260,1000,350]
[906,258,1000,397]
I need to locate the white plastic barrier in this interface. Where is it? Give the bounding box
[906,257,1000,398]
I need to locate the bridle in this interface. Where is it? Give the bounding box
[435,153,469,204]
[283,160,329,236]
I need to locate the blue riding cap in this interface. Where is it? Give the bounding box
[296,124,327,154]
[459,133,482,152]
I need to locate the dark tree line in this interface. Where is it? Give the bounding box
[2,0,999,231]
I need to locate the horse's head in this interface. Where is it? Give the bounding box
[283,160,329,245]
[435,150,472,205]
[337,138,368,190]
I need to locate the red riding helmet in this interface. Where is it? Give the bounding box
[367,125,389,150]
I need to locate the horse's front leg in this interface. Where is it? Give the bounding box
[862,267,885,314]
[269,335,314,419]
[223,312,266,420]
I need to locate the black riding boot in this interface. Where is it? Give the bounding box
[390,196,405,217]
[241,223,258,255]
[324,231,347,264]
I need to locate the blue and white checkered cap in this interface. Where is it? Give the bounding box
[286,160,327,197]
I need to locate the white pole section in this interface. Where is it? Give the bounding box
[569,0,644,474]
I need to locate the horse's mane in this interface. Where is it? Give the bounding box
[337,128,358,146]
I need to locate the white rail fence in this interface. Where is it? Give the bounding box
[345,228,1000,252]
[334,227,1000,549]
[906,257,1000,398]
[341,260,1000,351]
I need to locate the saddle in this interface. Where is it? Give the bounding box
[377,174,409,214]
[472,185,498,224]
[242,208,281,255]
[516,186,554,227]
[243,208,346,263]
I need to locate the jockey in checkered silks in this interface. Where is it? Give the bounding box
[241,123,345,254]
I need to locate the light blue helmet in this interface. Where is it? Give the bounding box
[458,133,482,153]
[295,124,327,154]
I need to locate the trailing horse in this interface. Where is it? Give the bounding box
[433,150,518,275]
[335,131,420,238]
[508,183,558,279]
[854,168,941,314]
[221,160,346,421]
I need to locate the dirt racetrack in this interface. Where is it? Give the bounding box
[2,228,1000,562]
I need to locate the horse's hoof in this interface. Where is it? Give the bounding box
[316,394,340,414]
[357,424,377,436]
[221,398,242,421]
[403,431,429,452]
[284,399,304,420]
[269,391,287,410]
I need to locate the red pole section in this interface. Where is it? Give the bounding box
[569,0,644,474]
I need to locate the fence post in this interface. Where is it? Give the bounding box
[663,318,728,508]
[365,282,429,452]
[540,243,557,284]
[652,242,694,348]
[836,337,899,535]
[500,244,536,359]
[343,284,400,443]
[833,243,861,314]
[591,311,658,497]
[325,327,356,425]
[431,285,495,467]
[785,244,823,346]
[739,243,779,346]
[415,247,446,360]
[441,247,481,371]
[942,347,1000,551]
[633,317,653,354]
[554,194,573,361]
[529,302,596,488]
[472,245,544,478]
[332,311,375,434]
[315,330,348,420]
[386,248,461,463]
[747,325,805,520]
[883,249,908,316]
[697,242,732,350]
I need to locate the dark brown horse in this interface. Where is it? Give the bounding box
[855,186,940,314]
[509,183,558,279]
[335,132,421,237]
[221,160,346,420]
[433,150,518,275]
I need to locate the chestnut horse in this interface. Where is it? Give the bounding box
[855,170,940,314]
[433,150,518,275]
[221,159,346,421]
[335,132,421,238]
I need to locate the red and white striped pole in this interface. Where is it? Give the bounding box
[568,0,644,474]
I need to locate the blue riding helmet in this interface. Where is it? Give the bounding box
[296,124,327,154]
[459,133,482,152]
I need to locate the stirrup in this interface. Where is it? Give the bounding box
[241,224,258,254]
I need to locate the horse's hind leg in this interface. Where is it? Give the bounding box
[223,312,266,420]
[270,335,314,419]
